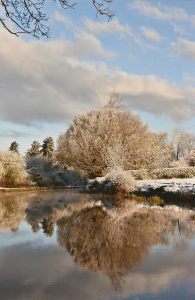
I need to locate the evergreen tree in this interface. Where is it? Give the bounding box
[9,141,19,153]
[41,137,54,158]
[27,141,41,157]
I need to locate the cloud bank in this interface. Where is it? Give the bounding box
[0,24,195,126]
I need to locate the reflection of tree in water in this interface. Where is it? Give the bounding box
[30,219,40,233]
[26,205,58,236]
[41,216,54,237]
[26,195,98,237]
[57,203,194,289]
[0,194,28,231]
[0,191,77,233]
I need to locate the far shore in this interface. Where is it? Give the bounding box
[1,177,195,195]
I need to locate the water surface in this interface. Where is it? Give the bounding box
[0,190,195,300]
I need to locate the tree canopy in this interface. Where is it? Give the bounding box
[41,137,54,158]
[56,105,167,177]
[27,140,41,157]
[9,141,19,153]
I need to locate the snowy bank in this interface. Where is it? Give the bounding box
[136,178,195,194]
[87,176,195,195]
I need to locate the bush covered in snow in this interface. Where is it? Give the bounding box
[0,151,29,187]
[130,169,150,180]
[150,167,195,179]
[130,167,195,180]
[106,167,136,193]
[87,168,136,194]
[26,156,84,187]
[169,158,188,168]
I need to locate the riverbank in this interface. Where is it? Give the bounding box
[0,186,83,192]
[2,177,195,196]
[136,178,195,194]
[87,176,195,196]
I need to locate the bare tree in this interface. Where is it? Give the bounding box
[0,0,115,38]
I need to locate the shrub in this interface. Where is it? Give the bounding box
[26,156,84,187]
[106,167,136,193]
[150,167,195,179]
[169,158,188,168]
[0,151,29,187]
[130,169,150,180]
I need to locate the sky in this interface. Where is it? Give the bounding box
[1,0,195,153]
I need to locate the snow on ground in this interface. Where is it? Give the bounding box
[88,176,195,193]
[136,178,195,193]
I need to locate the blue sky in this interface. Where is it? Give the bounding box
[0,0,195,153]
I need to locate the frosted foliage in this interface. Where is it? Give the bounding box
[106,142,130,170]
[56,107,165,177]
[26,156,83,187]
[0,151,29,187]
[171,129,195,160]
[170,158,188,168]
[106,167,136,192]
[189,150,195,167]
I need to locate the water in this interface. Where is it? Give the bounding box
[0,190,195,300]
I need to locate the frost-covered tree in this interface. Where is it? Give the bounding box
[147,132,172,169]
[26,156,83,187]
[171,129,195,161]
[9,141,19,153]
[41,137,54,158]
[27,141,41,157]
[189,150,195,167]
[56,105,165,177]
[0,151,29,187]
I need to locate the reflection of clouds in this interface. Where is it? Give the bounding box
[0,243,113,300]
[1,193,195,299]
[1,243,195,300]
[120,247,195,298]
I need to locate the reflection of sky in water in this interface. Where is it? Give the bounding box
[0,222,57,249]
[0,191,195,299]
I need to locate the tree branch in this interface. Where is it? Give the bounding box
[0,0,115,38]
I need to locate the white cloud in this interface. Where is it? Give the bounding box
[172,24,187,36]
[72,30,116,58]
[54,12,75,29]
[0,27,195,126]
[141,27,161,42]
[131,0,188,22]
[85,18,132,36]
[172,39,195,60]
[130,0,195,32]
[84,18,143,44]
